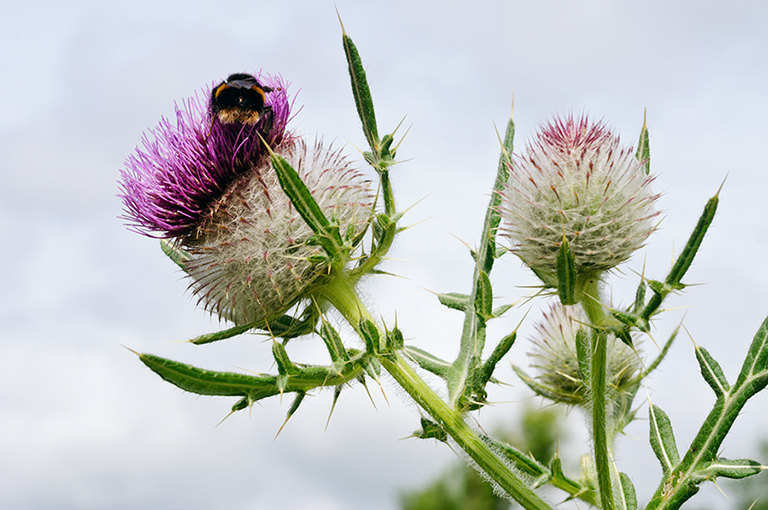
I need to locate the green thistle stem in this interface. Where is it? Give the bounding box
[380,352,551,510]
[321,273,551,510]
[581,277,615,510]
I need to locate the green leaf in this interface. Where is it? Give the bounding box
[695,345,730,397]
[266,310,320,339]
[283,391,306,423]
[635,109,650,175]
[414,417,448,443]
[635,323,679,383]
[386,326,404,351]
[556,235,577,305]
[269,151,343,258]
[319,319,349,363]
[359,318,381,353]
[189,323,254,345]
[618,472,638,510]
[436,292,470,312]
[491,303,514,318]
[649,404,680,474]
[479,114,515,273]
[632,279,646,314]
[667,195,718,286]
[735,314,768,390]
[138,353,282,400]
[474,270,493,322]
[160,240,191,270]
[341,29,379,149]
[642,194,718,321]
[478,331,516,386]
[272,341,297,376]
[702,458,764,480]
[403,345,453,378]
[611,309,650,334]
[486,436,548,478]
[137,351,366,405]
[512,365,583,405]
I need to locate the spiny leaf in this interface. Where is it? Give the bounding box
[436,292,470,312]
[272,341,297,376]
[702,458,764,480]
[474,270,493,323]
[403,345,453,379]
[618,472,638,510]
[414,417,448,443]
[556,235,577,305]
[160,240,191,270]
[635,109,650,175]
[642,194,718,321]
[478,331,516,387]
[341,28,379,149]
[137,351,365,404]
[695,345,730,397]
[359,318,381,353]
[736,313,768,389]
[189,323,254,345]
[269,150,342,258]
[649,404,680,474]
[320,319,349,363]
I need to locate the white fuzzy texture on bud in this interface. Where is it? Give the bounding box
[180,139,373,325]
[500,115,659,277]
[529,303,640,406]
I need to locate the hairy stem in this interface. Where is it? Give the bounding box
[381,352,552,510]
[581,277,615,510]
[323,276,551,510]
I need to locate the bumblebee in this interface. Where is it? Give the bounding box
[210,73,273,125]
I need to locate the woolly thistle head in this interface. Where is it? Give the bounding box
[499,114,660,284]
[526,303,641,407]
[119,72,374,325]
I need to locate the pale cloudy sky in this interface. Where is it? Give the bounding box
[2,1,768,509]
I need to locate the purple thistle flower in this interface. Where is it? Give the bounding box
[119,73,374,325]
[119,72,293,239]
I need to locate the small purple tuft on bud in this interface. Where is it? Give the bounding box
[499,114,660,280]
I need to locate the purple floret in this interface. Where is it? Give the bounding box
[119,73,293,239]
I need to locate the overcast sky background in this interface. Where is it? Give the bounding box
[2,1,767,509]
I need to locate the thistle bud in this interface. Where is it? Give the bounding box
[528,303,640,406]
[499,115,659,283]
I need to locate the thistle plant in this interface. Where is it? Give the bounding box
[120,23,768,510]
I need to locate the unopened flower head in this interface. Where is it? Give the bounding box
[529,303,640,406]
[119,72,374,325]
[499,115,659,281]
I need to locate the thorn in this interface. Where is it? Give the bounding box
[711,478,728,499]
[359,377,378,410]
[716,174,728,197]
[274,415,290,440]
[216,409,238,428]
[391,121,412,153]
[274,392,305,440]
[120,344,140,356]
[335,5,346,35]
[325,386,343,431]
[376,378,391,408]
